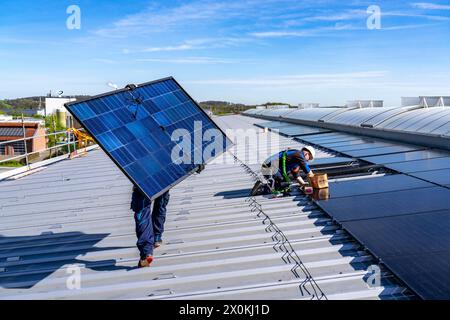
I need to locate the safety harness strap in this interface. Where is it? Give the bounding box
[281,151,291,183]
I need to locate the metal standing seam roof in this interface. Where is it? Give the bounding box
[0,115,413,300]
[253,119,450,298]
[246,106,450,139]
[253,109,296,118]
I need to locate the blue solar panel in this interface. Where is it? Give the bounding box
[342,210,450,258]
[66,77,232,200]
[380,251,450,300]
[384,157,450,173]
[344,145,423,158]
[316,186,450,222]
[310,156,355,167]
[410,168,450,187]
[361,150,450,165]
[342,210,450,299]
[326,174,433,198]
[273,125,330,137]
[255,121,290,129]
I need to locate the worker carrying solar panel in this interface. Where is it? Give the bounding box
[131,187,170,268]
[65,78,230,268]
[252,146,316,196]
[132,164,206,268]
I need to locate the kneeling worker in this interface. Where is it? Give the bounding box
[261,146,316,194]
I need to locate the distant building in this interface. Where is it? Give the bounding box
[402,96,450,108]
[0,115,13,121]
[256,104,290,110]
[346,100,383,108]
[298,103,320,109]
[268,104,290,109]
[0,122,46,158]
[43,97,76,116]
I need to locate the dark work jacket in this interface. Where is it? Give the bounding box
[278,149,311,178]
[263,149,311,179]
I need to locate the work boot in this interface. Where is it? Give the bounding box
[282,187,291,196]
[271,190,284,198]
[138,255,154,268]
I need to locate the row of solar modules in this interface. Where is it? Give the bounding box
[254,120,332,137]
[66,78,231,201]
[254,120,360,168]
[276,126,450,299]
[295,131,450,188]
[244,106,450,137]
[255,120,450,188]
[315,174,450,300]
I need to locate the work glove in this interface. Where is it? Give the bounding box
[196,164,206,174]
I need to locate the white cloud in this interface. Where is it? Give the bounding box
[382,11,450,21]
[94,0,260,37]
[93,0,315,38]
[126,37,256,54]
[251,24,356,38]
[143,44,194,53]
[300,8,450,24]
[136,57,239,64]
[412,2,450,10]
[380,23,439,31]
[188,71,388,87]
[303,10,366,22]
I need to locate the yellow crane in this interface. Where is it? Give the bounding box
[67,128,95,158]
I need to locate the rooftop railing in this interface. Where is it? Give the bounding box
[0,129,95,171]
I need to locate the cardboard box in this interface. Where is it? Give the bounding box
[309,173,329,189]
[312,188,330,201]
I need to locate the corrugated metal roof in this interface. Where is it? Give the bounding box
[0,127,25,137]
[245,106,450,138]
[0,115,414,300]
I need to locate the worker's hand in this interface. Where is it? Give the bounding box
[297,178,307,187]
[308,172,315,178]
[196,164,206,174]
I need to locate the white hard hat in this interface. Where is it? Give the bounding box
[302,146,316,161]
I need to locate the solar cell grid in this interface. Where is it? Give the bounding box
[66,77,231,200]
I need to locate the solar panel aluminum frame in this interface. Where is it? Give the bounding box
[65,76,233,201]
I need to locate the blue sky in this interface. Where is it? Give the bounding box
[1,0,450,106]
